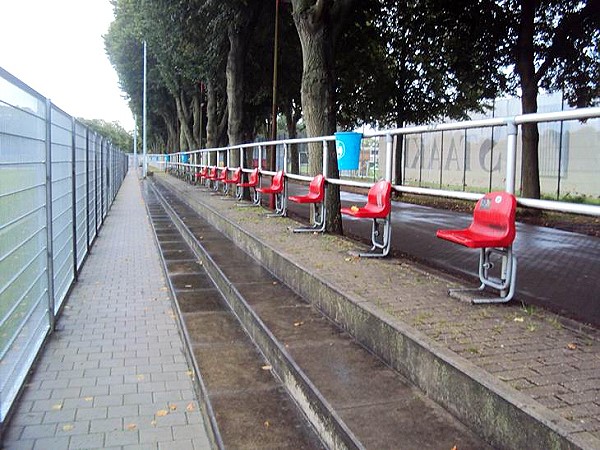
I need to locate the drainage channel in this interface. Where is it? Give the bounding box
[143,183,324,449]
[148,178,493,450]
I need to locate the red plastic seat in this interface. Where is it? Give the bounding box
[195,166,208,184]
[341,180,391,219]
[289,175,326,232]
[289,174,325,204]
[257,170,286,216]
[213,167,228,191]
[436,192,516,249]
[236,168,260,205]
[436,191,518,304]
[205,166,218,188]
[341,180,392,257]
[256,170,284,195]
[237,168,259,189]
[223,167,242,197]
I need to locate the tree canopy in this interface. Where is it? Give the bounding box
[105,0,599,206]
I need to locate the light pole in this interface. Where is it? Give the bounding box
[142,40,148,178]
[133,118,137,170]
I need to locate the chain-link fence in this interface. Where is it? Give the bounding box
[0,66,128,425]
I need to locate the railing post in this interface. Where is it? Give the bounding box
[44,99,56,327]
[85,128,90,252]
[505,119,518,195]
[283,143,288,173]
[322,140,328,178]
[385,133,393,182]
[71,118,78,280]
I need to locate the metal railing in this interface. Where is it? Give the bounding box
[160,107,600,217]
[0,67,128,425]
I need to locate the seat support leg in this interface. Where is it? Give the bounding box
[449,247,517,304]
[293,202,326,233]
[356,216,391,258]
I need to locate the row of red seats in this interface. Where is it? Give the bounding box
[192,166,517,304]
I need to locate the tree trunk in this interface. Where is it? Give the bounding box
[206,81,218,150]
[160,112,178,153]
[175,90,195,151]
[516,0,541,199]
[293,1,342,234]
[226,26,244,168]
[226,25,245,168]
[192,90,202,148]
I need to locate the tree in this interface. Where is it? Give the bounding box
[80,119,133,152]
[290,0,359,234]
[506,0,600,198]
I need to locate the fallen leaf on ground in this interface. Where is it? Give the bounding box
[150,420,157,427]
[261,365,272,371]
[567,343,577,350]
[350,205,359,212]
[52,403,63,411]
[293,321,304,327]
[513,317,524,323]
[126,423,137,431]
[186,403,195,412]
[264,420,270,428]
[62,424,74,432]
[84,397,93,402]
[137,374,145,381]
[169,404,177,411]
[156,410,168,417]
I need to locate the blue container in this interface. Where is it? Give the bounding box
[165,154,170,162]
[335,131,362,170]
[181,154,189,164]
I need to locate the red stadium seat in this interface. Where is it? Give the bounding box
[341,180,392,257]
[437,191,518,303]
[289,174,326,233]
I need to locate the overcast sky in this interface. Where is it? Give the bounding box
[0,0,134,130]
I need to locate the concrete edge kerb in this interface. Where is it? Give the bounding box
[157,175,600,450]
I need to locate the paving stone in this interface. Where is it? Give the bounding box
[32,436,70,450]
[20,423,57,440]
[68,432,104,449]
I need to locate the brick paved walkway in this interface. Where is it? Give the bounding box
[2,171,211,450]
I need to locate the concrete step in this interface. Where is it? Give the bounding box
[143,185,324,449]
[148,180,490,449]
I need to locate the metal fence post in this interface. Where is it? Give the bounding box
[86,128,90,252]
[44,99,56,329]
[322,140,328,178]
[385,134,393,182]
[71,118,78,281]
[505,119,518,195]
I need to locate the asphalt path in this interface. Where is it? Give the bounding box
[284,181,600,327]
